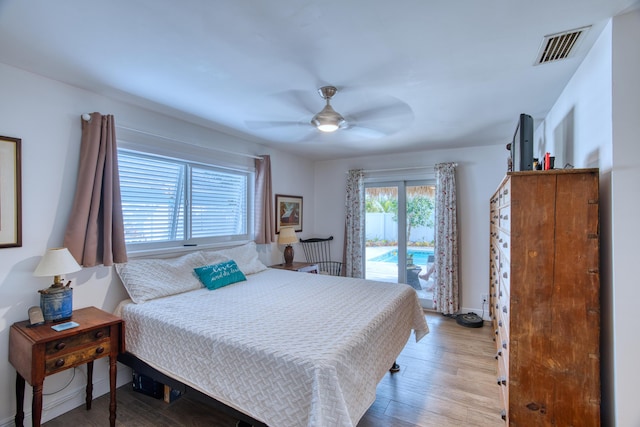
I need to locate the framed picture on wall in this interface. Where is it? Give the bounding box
[0,135,22,248]
[275,194,303,233]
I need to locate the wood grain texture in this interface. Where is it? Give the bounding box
[43,312,503,427]
[490,169,600,426]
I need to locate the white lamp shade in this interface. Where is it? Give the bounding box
[34,247,82,277]
[278,227,299,245]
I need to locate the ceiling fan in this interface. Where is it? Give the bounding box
[245,85,414,141]
[310,86,345,132]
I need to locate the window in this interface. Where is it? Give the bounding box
[118,149,252,250]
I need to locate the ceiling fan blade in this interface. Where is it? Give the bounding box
[343,96,414,136]
[269,89,318,115]
[348,99,413,123]
[343,124,386,139]
[245,119,305,130]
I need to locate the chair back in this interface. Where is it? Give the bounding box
[299,236,343,276]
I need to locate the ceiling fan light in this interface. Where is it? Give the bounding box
[317,122,340,132]
[318,123,339,132]
[311,104,345,133]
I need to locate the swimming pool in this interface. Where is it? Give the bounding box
[369,249,434,266]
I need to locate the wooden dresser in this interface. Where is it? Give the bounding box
[489,169,600,426]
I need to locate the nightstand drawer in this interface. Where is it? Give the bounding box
[46,327,110,355]
[45,338,111,374]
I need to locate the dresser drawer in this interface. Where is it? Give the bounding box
[45,338,111,374]
[497,228,510,256]
[497,354,509,422]
[46,327,110,356]
[496,314,509,366]
[499,252,510,293]
[499,206,511,231]
[500,180,510,207]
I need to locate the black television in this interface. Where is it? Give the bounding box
[511,113,534,171]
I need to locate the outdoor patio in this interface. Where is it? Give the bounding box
[365,246,434,307]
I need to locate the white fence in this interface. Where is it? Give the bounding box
[366,213,434,243]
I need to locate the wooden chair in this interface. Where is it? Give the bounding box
[299,236,343,276]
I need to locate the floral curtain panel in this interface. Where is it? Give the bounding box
[344,169,364,278]
[433,162,459,314]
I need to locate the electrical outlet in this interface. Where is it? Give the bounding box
[481,294,489,304]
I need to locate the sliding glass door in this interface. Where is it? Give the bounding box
[364,181,435,308]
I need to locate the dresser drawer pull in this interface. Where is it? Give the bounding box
[55,358,65,368]
[495,329,499,336]
[497,376,507,386]
[503,272,508,279]
[95,331,105,339]
[495,350,502,359]
[502,305,508,314]
[503,242,508,248]
[501,409,507,420]
[498,320,503,327]
[95,346,105,355]
[55,342,66,351]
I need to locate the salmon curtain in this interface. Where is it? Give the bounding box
[254,154,275,244]
[63,112,127,267]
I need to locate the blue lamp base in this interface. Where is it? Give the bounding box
[40,287,73,322]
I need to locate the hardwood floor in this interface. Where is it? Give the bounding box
[43,312,503,427]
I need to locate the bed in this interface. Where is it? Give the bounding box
[114,242,429,427]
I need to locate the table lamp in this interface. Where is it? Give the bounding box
[33,247,82,322]
[278,227,299,266]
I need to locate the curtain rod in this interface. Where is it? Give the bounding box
[81,114,263,160]
[350,166,435,174]
[349,163,459,174]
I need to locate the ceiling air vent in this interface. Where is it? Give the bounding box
[535,26,591,65]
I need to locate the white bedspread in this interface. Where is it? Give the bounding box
[120,268,428,427]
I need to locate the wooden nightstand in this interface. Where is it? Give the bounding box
[270,262,319,273]
[9,306,125,427]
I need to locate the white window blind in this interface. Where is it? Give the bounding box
[191,166,247,238]
[118,149,250,249]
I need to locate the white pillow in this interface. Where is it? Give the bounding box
[115,251,222,303]
[203,242,267,275]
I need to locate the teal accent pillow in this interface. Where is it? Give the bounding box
[194,260,247,290]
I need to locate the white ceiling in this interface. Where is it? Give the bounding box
[1,0,637,160]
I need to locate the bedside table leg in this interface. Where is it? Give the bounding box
[109,355,117,427]
[85,361,94,410]
[32,382,43,427]
[15,373,25,427]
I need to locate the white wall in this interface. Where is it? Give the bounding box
[0,63,314,425]
[610,8,640,427]
[313,144,507,315]
[535,8,640,425]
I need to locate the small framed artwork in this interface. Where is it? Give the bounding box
[275,194,303,233]
[0,135,22,248]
